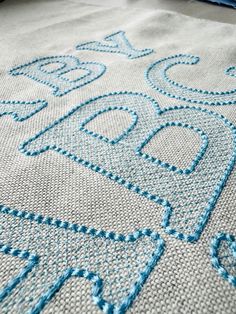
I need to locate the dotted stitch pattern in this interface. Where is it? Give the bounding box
[0,205,165,314]
[0,242,38,302]
[145,54,236,105]
[76,30,154,59]
[0,99,47,122]
[80,106,138,144]
[210,233,236,287]
[135,122,208,175]
[19,91,236,243]
[9,55,106,97]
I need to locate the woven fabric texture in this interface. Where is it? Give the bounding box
[0,0,236,313]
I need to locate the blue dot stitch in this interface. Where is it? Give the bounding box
[9,55,106,97]
[18,91,236,243]
[76,30,154,59]
[0,205,165,314]
[0,99,47,122]
[135,122,208,175]
[145,54,236,105]
[210,233,236,287]
[80,106,138,145]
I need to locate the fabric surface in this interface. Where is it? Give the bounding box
[0,0,236,313]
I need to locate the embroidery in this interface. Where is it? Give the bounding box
[135,122,208,175]
[0,205,165,314]
[76,30,153,59]
[0,243,38,302]
[19,91,236,242]
[210,233,236,287]
[0,99,47,122]
[80,106,138,144]
[146,54,236,105]
[9,56,106,97]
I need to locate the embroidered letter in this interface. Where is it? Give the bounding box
[19,92,236,242]
[76,30,153,59]
[10,56,106,97]
[0,205,164,313]
[0,99,47,121]
[146,54,236,105]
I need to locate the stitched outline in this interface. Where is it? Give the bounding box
[38,61,67,74]
[18,91,236,242]
[0,205,165,314]
[145,54,236,105]
[76,30,154,59]
[9,55,106,97]
[80,106,138,145]
[0,242,39,302]
[226,66,236,78]
[135,122,208,175]
[210,233,236,287]
[0,99,47,122]
[38,61,92,83]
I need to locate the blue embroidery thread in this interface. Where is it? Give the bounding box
[9,56,106,97]
[146,54,236,105]
[19,91,236,242]
[0,205,165,314]
[210,233,236,287]
[80,106,138,144]
[76,30,154,59]
[0,99,47,122]
[0,243,38,302]
[135,122,208,175]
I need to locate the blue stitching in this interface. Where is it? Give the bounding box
[76,30,154,59]
[18,91,236,243]
[38,61,67,74]
[80,106,138,144]
[145,54,236,105]
[0,242,39,302]
[0,205,165,314]
[9,55,106,97]
[0,99,47,122]
[135,122,208,175]
[210,233,236,287]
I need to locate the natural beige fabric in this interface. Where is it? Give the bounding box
[0,0,236,313]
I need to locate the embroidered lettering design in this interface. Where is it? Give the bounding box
[211,233,236,287]
[9,56,106,97]
[0,205,164,314]
[0,99,47,121]
[76,31,153,59]
[19,92,236,242]
[146,54,236,105]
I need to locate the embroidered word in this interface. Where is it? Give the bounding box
[76,30,153,59]
[19,91,236,242]
[0,205,164,314]
[0,243,38,302]
[9,56,106,97]
[0,99,47,121]
[210,233,236,287]
[146,54,236,105]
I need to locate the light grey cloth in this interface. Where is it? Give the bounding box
[0,1,236,313]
